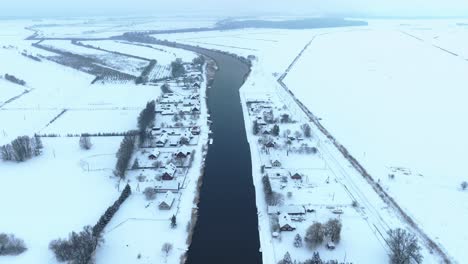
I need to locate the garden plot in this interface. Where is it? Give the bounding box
[41,109,140,135]
[149,64,171,80]
[0,137,120,264]
[39,40,149,77]
[284,26,468,262]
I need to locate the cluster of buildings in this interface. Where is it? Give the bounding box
[133,62,205,211]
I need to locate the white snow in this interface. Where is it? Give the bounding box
[0,137,120,264]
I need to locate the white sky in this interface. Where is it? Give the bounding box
[2,0,468,18]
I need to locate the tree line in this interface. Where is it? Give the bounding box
[114,135,136,179]
[4,74,26,86]
[137,101,156,145]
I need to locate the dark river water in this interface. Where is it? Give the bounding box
[181,48,262,264]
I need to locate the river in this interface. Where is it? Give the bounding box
[180,48,262,264]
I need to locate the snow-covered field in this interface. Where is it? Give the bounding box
[159,19,468,262]
[1,18,209,264]
[0,137,120,264]
[283,23,468,262]
[29,16,218,39]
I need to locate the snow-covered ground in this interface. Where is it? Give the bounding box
[0,137,120,264]
[1,18,209,264]
[283,23,468,262]
[29,16,219,38]
[158,19,468,263]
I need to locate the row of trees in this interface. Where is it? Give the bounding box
[114,135,136,178]
[0,136,43,162]
[92,184,132,237]
[0,233,27,256]
[137,101,156,144]
[4,74,26,86]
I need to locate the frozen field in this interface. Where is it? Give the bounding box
[0,137,120,264]
[284,24,468,261]
[0,79,28,105]
[30,16,218,38]
[40,109,139,135]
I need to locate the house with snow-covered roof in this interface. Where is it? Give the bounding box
[159,191,175,210]
[161,163,177,181]
[269,152,282,168]
[155,180,179,193]
[148,150,160,160]
[278,213,295,231]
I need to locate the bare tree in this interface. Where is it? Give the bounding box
[387,228,422,264]
[161,243,173,260]
[324,219,342,243]
[0,233,27,256]
[143,187,156,200]
[305,222,325,248]
[79,135,92,150]
[461,181,467,190]
[301,123,312,138]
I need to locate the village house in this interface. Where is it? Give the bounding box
[161,163,177,180]
[159,191,175,210]
[174,147,191,159]
[148,150,160,160]
[169,137,179,147]
[278,213,295,231]
[290,171,303,180]
[191,106,201,114]
[155,134,168,147]
[269,153,282,168]
[264,140,276,149]
[191,126,201,135]
[155,180,179,193]
[283,205,306,215]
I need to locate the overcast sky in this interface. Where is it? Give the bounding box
[2,0,468,18]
